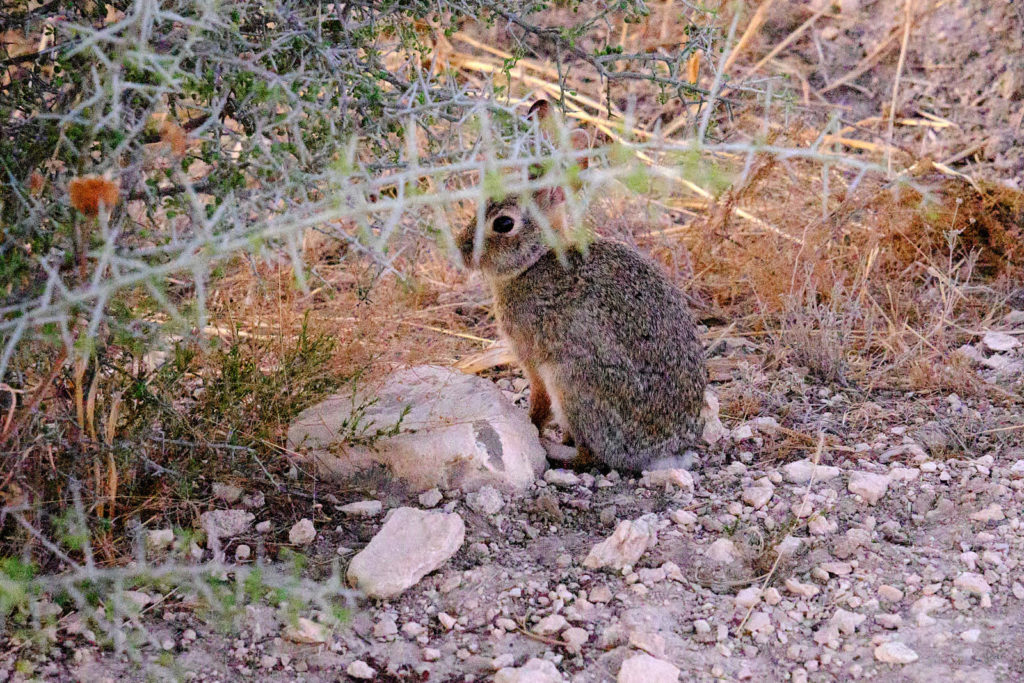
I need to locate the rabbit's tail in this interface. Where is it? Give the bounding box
[645,450,699,472]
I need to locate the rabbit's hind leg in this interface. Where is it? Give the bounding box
[570,443,601,472]
[526,365,552,430]
[541,438,603,473]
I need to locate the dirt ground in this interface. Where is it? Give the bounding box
[30,321,1024,682]
[763,0,1024,185]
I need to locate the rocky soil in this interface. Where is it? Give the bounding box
[4,313,1022,683]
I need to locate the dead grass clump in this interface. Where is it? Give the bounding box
[905,350,984,396]
[874,179,1024,280]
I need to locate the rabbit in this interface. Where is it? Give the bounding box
[457,182,708,473]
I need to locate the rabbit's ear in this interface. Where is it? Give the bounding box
[528,98,551,122]
[528,98,561,140]
[534,186,565,209]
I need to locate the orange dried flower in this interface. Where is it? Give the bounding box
[28,171,45,195]
[686,50,702,85]
[69,175,119,217]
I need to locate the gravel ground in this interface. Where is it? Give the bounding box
[6,316,1022,683]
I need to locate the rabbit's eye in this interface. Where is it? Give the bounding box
[492,215,515,234]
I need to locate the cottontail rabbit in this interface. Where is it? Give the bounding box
[457,126,707,471]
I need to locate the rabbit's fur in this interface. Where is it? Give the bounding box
[458,186,707,472]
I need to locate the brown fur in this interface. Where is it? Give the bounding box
[458,187,708,472]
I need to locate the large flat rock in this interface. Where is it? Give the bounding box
[287,365,547,492]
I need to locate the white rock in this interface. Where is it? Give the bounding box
[495,658,565,683]
[878,585,904,602]
[741,485,773,509]
[637,567,667,585]
[211,482,243,503]
[889,466,920,482]
[785,578,820,599]
[146,528,174,551]
[438,612,457,630]
[954,572,991,596]
[701,388,727,445]
[751,416,781,435]
[874,641,918,664]
[628,630,666,658]
[879,444,928,462]
[618,653,680,683]
[982,331,1020,352]
[346,660,376,680]
[534,614,568,635]
[287,365,546,492]
[402,621,426,638]
[734,587,761,609]
[545,469,581,487]
[640,469,694,492]
[123,591,152,609]
[347,507,465,599]
[564,627,589,652]
[466,485,504,515]
[910,595,947,625]
[876,613,903,629]
[731,424,755,441]
[783,459,841,484]
[670,509,698,526]
[791,500,815,518]
[491,654,516,670]
[847,471,890,505]
[808,515,837,536]
[582,514,658,571]
[422,648,441,662]
[830,608,866,635]
[746,611,772,636]
[200,510,254,546]
[961,629,981,643]
[705,538,739,564]
[283,617,328,644]
[819,561,852,576]
[970,504,1005,522]
[418,488,443,507]
[340,500,382,517]
[775,535,803,557]
[373,617,398,639]
[981,353,1023,374]
[234,544,251,561]
[289,518,316,546]
[1008,461,1024,479]
[956,343,987,363]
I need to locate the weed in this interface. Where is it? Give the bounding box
[779,283,864,386]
